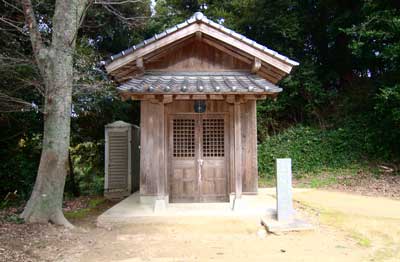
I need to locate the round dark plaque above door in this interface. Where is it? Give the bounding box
[194,100,206,113]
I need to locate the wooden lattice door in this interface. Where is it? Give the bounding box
[169,114,228,203]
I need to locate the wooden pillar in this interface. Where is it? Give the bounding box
[140,100,166,198]
[234,101,242,198]
[157,103,165,199]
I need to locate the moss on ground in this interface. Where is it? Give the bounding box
[64,197,106,220]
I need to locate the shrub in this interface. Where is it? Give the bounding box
[258,124,370,179]
[69,141,105,196]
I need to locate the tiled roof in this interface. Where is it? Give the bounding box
[118,71,282,94]
[108,12,299,67]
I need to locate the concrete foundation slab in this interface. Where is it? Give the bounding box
[97,189,277,227]
[231,197,246,211]
[261,217,314,233]
[154,198,168,212]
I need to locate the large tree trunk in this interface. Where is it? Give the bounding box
[21,50,74,227]
[20,0,88,227]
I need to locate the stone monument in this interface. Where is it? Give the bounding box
[261,158,313,233]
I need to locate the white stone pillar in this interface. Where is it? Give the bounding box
[276,158,294,221]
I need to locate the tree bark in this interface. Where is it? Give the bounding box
[20,0,89,227]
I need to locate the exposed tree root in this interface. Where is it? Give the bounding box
[50,210,74,229]
[21,203,74,228]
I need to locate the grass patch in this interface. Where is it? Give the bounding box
[65,208,91,219]
[258,177,276,188]
[350,232,372,247]
[318,209,372,247]
[259,164,374,189]
[295,200,374,249]
[64,197,106,220]
[88,198,105,208]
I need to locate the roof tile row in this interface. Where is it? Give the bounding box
[118,72,282,94]
[109,12,299,66]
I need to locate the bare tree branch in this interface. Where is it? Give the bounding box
[2,0,24,13]
[17,77,45,96]
[94,0,142,5]
[20,0,48,78]
[69,0,94,47]
[0,16,27,34]
[0,92,36,112]
[0,55,32,65]
[102,3,148,27]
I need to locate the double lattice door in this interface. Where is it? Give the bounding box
[169,113,229,203]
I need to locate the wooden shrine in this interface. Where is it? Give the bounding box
[105,12,298,206]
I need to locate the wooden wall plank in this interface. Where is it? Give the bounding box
[145,40,250,72]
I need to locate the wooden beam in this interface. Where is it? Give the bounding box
[145,35,195,62]
[243,94,258,100]
[209,94,224,100]
[143,94,156,100]
[202,37,252,65]
[205,35,255,63]
[120,92,130,101]
[262,62,286,77]
[163,95,173,104]
[192,94,207,100]
[257,71,279,84]
[225,95,236,104]
[175,94,191,100]
[130,94,143,100]
[106,23,201,73]
[113,68,139,81]
[256,94,267,100]
[203,35,281,83]
[251,57,261,73]
[199,23,293,73]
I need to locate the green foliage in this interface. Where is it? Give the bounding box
[376,84,400,125]
[373,85,400,156]
[258,124,372,179]
[0,129,42,200]
[3,214,25,224]
[69,142,104,196]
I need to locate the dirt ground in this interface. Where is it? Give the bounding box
[1,187,400,262]
[294,190,400,262]
[71,217,368,262]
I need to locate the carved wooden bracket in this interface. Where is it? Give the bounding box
[136,57,144,74]
[251,57,262,73]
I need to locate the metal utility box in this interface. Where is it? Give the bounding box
[104,121,140,199]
